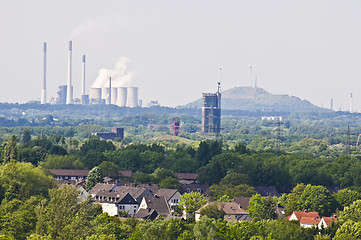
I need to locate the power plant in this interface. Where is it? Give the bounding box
[41,41,140,107]
[202,82,221,134]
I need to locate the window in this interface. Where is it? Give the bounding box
[71,177,76,180]
[228,215,231,219]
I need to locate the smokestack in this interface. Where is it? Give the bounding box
[66,41,73,104]
[331,98,333,111]
[108,77,111,105]
[81,55,86,104]
[350,93,353,113]
[41,42,47,104]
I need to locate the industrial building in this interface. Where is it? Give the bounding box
[202,83,221,134]
[92,128,124,140]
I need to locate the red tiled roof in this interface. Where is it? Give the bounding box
[292,211,320,220]
[322,217,337,226]
[300,217,321,225]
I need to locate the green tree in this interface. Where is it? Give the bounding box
[209,184,256,200]
[248,194,277,221]
[35,185,101,240]
[40,155,85,170]
[98,161,120,177]
[3,135,18,163]
[0,162,53,201]
[0,196,42,240]
[200,203,225,220]
[296,185,338,217]
[179,192,207,221]
[79,136,115,156]
[333,189,361,210]
[217,195,232,202]
[339,199,361,222]
[159,177,179,190]
[334,220,361,240]
[193,216,217,240]
[284,183,306,216]
[86,167,103,191]
[21,128,31,145]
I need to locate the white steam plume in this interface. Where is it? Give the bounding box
[92,57,135,88]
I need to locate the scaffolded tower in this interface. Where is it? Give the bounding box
[202,83,221,134]
[173,117,181,136]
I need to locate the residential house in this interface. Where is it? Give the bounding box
[318,217,338,229]
[50,169,90,181]
[89,183,119,196]
[179,183,209,195]
[117,185,153,203]
[94,190,139,216]
[288,211,321,228]
[233,197,251,211]
[50,169,132,181]
[176,173,198,183]
[155,189,182,210]
[195,201,251,223]
[138,195,172,218]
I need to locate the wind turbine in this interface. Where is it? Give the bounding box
[245,61,258,88]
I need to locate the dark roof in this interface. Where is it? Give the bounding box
[135,208,158,220]
[50,169,90,176]
[233,197,251,210]
[117,186,151,200]
[176,173,198,180]
[89,183,117,195]
[179,183,209,194]
[118,182,160,194]
[254,186,278,197]
[142,196,171,216]
[155,189,179,201]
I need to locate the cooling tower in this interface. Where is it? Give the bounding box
[116,87,127,107]
[127,87,138,108]
[111,87,117,105]
[91,88,102,100]
[102,87,110,104]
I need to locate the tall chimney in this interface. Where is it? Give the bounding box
[108,77,112,105]
[81,55,86,104]
[41,42,47,104]
[350,93,353,113]
[66,41,73,104]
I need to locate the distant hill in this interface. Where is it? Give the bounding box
[184,87,328,112]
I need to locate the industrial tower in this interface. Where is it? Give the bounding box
[201,82,221,134]
[173,117,181,136]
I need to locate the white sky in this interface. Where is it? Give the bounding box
[0,0,361,110]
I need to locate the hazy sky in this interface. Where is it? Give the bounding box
[1,0,361,110]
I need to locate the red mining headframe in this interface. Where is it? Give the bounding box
[173,117,181,136]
